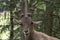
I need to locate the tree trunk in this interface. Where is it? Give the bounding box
[9,0,14,40]
[9,10,14,40]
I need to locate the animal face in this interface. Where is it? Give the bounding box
[20,13,33,37]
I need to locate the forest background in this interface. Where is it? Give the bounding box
[0,0,60,40]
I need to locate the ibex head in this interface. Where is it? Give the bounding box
[19,12,42,39]
[19,0,42,39]
[20,12,32,36]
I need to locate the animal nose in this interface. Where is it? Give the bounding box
[25,15,28,18]
[25,30,28,33]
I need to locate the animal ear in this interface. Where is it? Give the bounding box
[32,21,42,25]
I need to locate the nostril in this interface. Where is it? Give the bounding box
[25,30,28,33]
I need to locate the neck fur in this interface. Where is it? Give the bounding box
[28,26,34,40]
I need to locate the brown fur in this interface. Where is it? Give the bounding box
[32,30,59,40]
[19,0,59,39]
[20,13,59,40]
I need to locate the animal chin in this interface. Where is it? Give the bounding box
[24,34,29,39]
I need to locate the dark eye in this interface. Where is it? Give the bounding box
[21,14,24,18]
[31,22,33,25]
[28,14,32,17]
[20,23,23,25]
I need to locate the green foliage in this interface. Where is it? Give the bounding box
[0,0,60,40]
[0,13,10,25]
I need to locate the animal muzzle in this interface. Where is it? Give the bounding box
[23,29,30,36]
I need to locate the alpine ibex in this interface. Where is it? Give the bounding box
[18,12,59,40]
[15,0,59,40]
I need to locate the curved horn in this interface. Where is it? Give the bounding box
[32,21,42,25]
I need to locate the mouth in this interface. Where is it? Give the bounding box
[26,33,28,35]
[24,33,29,36]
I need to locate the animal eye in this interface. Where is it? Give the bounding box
[28,14,32,17]
[31,22,33,24]
[20,23,23,25]
[21,15,24,18]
